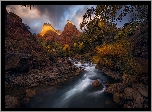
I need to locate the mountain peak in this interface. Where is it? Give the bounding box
[67,20,74,25]
[60,20,81,45]
[40,23,61,36]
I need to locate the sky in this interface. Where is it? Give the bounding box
[6,5,129,34]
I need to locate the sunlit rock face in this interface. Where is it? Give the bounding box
[39,20,81,45]
[56,30,62,35]
[40,23,61,36]
[39,23,61,42]
[40,23,55,36]
[60,20,81,45]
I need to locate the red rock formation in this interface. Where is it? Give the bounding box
[39,20,81,45]
[60,20,81,45]
[39,23,61,42]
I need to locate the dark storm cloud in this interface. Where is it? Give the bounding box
[34,5,75,30]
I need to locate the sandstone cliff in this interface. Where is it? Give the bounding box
[60,20,81,45]
[39,23,61,42]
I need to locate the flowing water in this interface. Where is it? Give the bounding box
[23,59,120,108]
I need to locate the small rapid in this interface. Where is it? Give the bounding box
[23,59,120,108]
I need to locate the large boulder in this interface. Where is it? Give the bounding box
[124,87,137,99]
[132,83,148,97]
[5,95,19,108]
[92,80,101,87]
[124,87,145,100]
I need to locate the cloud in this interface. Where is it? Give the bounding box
[6,5,42,33]
[6,5,97,34]
[34,5,76,31]
[68,5,97,31]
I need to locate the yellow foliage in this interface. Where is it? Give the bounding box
[79,42,83,46]
[92,55,100,64]
[78,42,83,49]
[99,58,113,67]
[98,20,104,28]
[47,45,50,49]
[96,40,130,58]
[63,44,70,51]
[74,43,77,47]
[74,42,84,50]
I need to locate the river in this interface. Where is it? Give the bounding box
[22,59,120,108]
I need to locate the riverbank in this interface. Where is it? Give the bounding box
[5,57,84,108]
[96,66,148,108]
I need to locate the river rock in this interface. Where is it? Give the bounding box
[105,82,110,87]
[104,82,127,94]
[132,83,148,97]
[92,80,101,87]
[25,89,36,97]
[75,61,78,64]
[102,67,121,80]
[113,92,125,105]
[5,95,19,108]
[124,87,140,99]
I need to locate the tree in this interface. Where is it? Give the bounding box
[80,5,148,32]
[82,5,148,76]
[80,5,148,48]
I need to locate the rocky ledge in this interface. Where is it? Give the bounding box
[104,82,148,108]
[101,67,148,108]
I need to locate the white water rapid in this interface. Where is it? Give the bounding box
[51,60,107,108]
